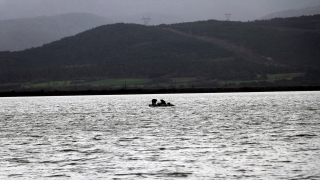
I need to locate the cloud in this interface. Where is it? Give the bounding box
[1,0,320,21]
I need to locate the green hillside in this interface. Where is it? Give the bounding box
[0,23,236,82]
[0,15,320,91]
[162,15,320,67]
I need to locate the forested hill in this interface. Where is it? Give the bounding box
[0,15,319,86]
[162,15,320,67]
[0,23,235,83]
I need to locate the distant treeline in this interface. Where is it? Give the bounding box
[1,85,320,97]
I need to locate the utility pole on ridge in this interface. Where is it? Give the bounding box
[141,16,151,26]
[225,13,232,21]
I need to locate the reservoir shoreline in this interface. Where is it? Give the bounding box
[1,85,320,97]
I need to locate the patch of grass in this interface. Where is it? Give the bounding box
[31,81,74,88]
[21,78,152,89]
[171,77,197,83]
[1,83,19,86]
[1,73,306,91]
[222,73,305,85]
[82,78,151,87]
[223,80,259,85]
[267,73,304,82]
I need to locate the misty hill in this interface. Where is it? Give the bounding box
[0,15,319,86]
[0,13,114,51]
[261,5,320,19]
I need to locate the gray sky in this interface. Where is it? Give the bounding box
[1,0,320,23]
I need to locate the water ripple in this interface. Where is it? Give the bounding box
[0,92,320,179]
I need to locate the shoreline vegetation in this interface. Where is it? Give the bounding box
[1,86,319,97]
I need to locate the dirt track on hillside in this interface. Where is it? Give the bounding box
[163,28,284,66]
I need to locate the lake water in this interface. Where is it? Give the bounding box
[0,91,320,179]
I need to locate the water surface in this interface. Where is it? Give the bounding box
[0,91,320,179]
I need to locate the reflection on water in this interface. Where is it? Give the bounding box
[0,91,320,179]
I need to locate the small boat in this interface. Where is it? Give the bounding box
[149,99,175,107]
[148,103,175,107]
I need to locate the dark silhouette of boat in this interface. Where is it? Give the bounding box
[149,99,175,107]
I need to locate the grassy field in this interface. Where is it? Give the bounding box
[223,73,305,85]
[18,78,152,90]
[30,81,75,88]
[171,77,197,83]
[0,73,306,91]
[81,78,151,87]
[267,73,305,82]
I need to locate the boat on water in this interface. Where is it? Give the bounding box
[148,99,175,107]
[148,103,175,107]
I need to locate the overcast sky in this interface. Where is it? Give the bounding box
[1,0,320,22]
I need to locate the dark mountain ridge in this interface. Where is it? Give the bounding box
[0,15,319,87]
[1,23,235,83]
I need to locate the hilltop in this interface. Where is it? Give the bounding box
[0,15,319,91]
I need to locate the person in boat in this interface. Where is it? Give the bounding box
[160,99,166,105]
[150,99,174,106]
[152,99,157,105]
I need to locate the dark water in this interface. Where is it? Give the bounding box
[0,91,320,179]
